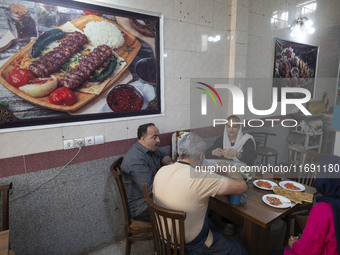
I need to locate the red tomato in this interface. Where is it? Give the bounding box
[9,67,35,87]
[49,87,77,106]
[83,10,100,15]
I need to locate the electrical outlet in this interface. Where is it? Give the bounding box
[74,138,85,148]
[95,135,105,144]
[85,136,95,146]
[63,139,74,150]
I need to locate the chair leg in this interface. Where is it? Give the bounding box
[125,238,131,255]
[283,214,292,246]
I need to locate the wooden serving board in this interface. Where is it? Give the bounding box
[0,15,141,112]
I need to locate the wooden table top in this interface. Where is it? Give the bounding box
[0,230,9,255]
[211,180,316,228]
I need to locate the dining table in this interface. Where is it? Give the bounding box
[0,230,9,255]
[208,178,316,255]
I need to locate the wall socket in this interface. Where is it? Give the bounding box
[74,138,85,147]
[85,136,95,146]
[63,139,74,149]
[63,135,104,150]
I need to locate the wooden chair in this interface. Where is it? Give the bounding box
[1,182,16,255]
[0,183,12,231]
[143,184,186,255]
[248,132,278,165]
[110,157,153,255]
[283,145,323,244]
[287,144,323,186]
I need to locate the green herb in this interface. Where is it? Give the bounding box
[123,44,135,54]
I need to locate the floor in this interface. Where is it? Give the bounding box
[87,213,290,255]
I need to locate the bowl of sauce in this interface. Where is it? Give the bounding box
[106,84,144,112]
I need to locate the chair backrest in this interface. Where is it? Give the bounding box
[248,132,276,147]
[0,183,12,231]
[143,184,186,255]
[287,145,323,186]
[110,157,132,228]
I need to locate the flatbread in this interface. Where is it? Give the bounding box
[273,186,313,204]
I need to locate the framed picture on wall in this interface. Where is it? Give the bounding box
[0,0,162,129]
[273,38,318,101]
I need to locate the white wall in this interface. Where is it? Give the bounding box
[1,0,340,159]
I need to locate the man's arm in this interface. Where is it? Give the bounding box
[216,171,248,195]
[161,156,173,165]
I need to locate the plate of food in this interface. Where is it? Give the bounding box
[279,181,305,192]
[253,179,278,191]
[0,15,141,112]
[262,194,292,208]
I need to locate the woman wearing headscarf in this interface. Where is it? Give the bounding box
[284,154,340,255]
[206,115,257,165]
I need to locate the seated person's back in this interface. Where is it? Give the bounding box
[153,133,248,254]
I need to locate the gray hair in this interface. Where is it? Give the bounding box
[178,133,206,160]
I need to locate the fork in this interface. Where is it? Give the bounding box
[268,199,292,206]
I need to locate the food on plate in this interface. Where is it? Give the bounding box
[19,75,57,97]
[256,180,272,189]
[284,182,300,191]
[89,55,117,82]
[31,29,67,58]
[107,85,143,112]
[267,196,282,206]
[49,87,77,106]
[60,44,112,89]
[83,21,124,49]
[8,67,35,87]
[29,31,88,77]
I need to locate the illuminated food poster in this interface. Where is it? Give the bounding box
[0,0,161,129]
[273,38,318,101]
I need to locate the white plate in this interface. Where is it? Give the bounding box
[253,179,278,191]
[279,181,305,192]
[262,194,292,208]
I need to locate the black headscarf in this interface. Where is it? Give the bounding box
[315,154,340,252]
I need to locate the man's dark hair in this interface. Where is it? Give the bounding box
[137,123,155,139]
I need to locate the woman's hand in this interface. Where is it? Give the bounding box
[212,148,225,157]
[224,148,239,159]
[288,236,299,249]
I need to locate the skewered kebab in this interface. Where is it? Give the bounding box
[60,44,112,89]
[29,31,88,77]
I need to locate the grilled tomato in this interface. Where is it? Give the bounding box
[9,67,35,87]
[49,87,77,106]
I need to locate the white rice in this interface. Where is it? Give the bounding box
[83,21,124,49]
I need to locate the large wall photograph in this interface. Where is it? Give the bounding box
[273,38,318,101]
[0,0,161,129]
